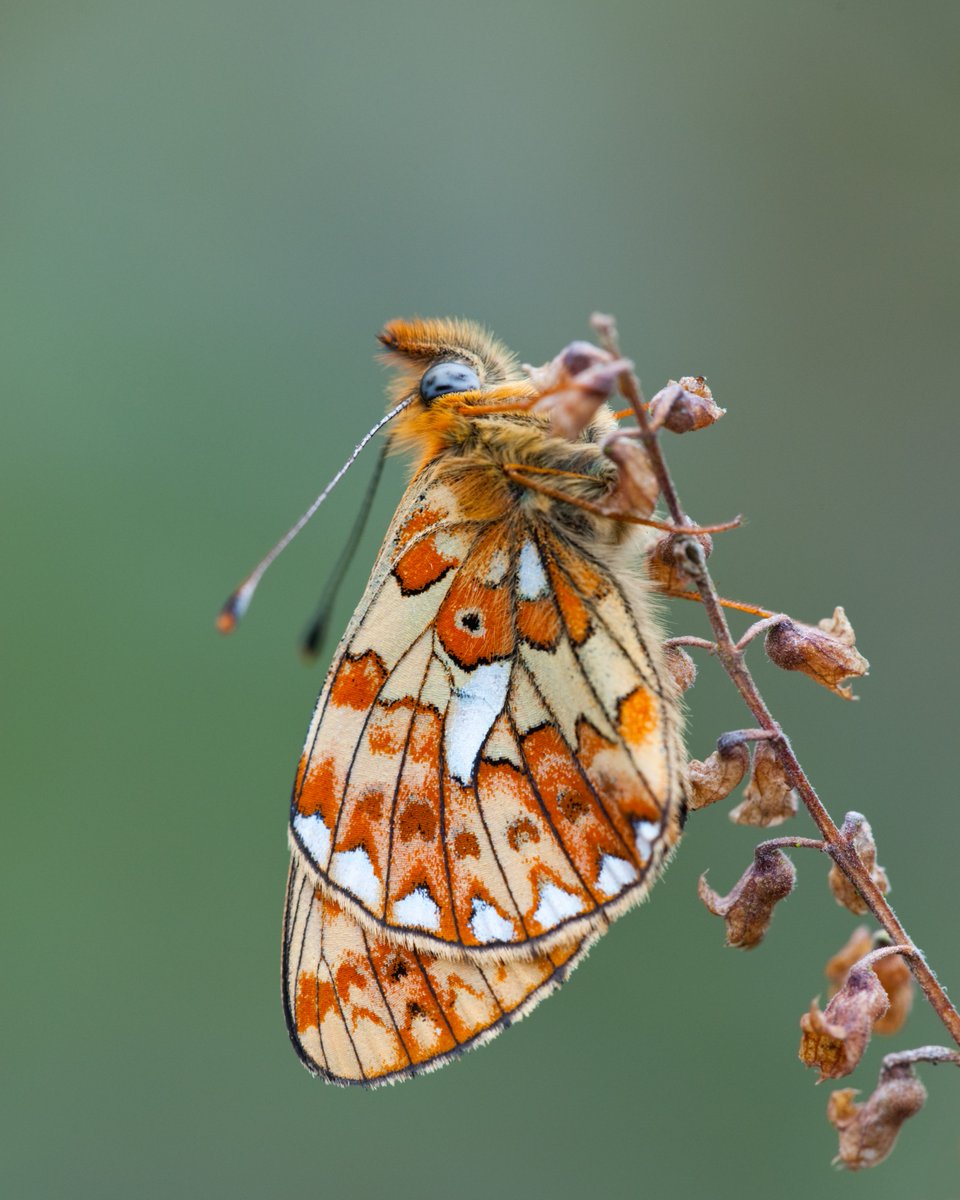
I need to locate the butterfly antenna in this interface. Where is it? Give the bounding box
[299,439,387,661]
[216,395,413,633]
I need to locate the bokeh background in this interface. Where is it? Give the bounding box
[3,2,958,1196]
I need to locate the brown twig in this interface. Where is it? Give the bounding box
[591,313,960,1050]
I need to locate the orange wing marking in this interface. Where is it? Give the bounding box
[282,857,593,1085]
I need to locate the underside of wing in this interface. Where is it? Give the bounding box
[282,853,590,1087]
[290,476,686,958]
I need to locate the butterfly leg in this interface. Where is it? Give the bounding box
[502,464,741,536]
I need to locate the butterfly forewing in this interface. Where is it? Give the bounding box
[283,853,590,1086]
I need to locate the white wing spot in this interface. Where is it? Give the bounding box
[444,660,511,784]
[330,847,382,908]
[533,880,585,929]
[483,547,511,586]
[596,854,639,897]
[293,812,331,865]
[634,818,661,862]
[469,897,515,943]
[517,540,549,599]
[393,886,441,931]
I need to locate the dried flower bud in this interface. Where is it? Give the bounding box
[648,377,725,434]
[764,607,869,700]
[799,956,891,1080]
[698,843,796,948]
[645,532,714,596]
[826,929,914,1036]
[663,645,697,695]
[687,734,750,811]
[525,342,632,440]
[827,1062,927,1170]
[828,812,890,916]
[523,341,612,393]
[601,432,659,517]
[728,739,798,827]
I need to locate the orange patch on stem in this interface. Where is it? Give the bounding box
[394,535,459,594]
[330,651,387,711]
[618,687,658,749]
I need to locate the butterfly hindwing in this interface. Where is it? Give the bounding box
[289,469,685,958]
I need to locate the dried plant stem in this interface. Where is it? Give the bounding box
[593,315,960,1050]
[881,1046,960,1071]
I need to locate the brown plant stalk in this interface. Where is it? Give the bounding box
[591,313,960,1050]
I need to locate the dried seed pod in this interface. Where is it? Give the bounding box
[648,377,725,433]
[687,734,751,811]
[827,1062,927,1170]
[698,843,796,948]
[796,950,902,1084]
[523,340,612,393]
[826,928,913,1036]
[799,959,890,1080]
[601,432,660,517]
[828,812,890,916]
[729,739,798,827]
[527,343,633,441]
[645,531,714,595]
[663,645,697,695]
[764,607,869,700]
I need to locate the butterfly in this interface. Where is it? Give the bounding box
[224,318,688,1085]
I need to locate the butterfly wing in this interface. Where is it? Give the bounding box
[283,852,591,1086]
[289,469,685,958]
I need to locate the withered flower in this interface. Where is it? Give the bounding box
[648,377,725,433]
[526,343,633,441]
[601,431,660,518]
[729,739,798,827]
[698,843,796,948]
[826,928,913,1036]
[645,531,714,596]
[764,606,869,700]
[798,948,905,1080]
[663,644,697,695]
[828,812,890,916]
[523,340,612,393]
[687,734,750,811]
[828,1061,927,1170]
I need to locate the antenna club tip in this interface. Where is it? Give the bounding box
[217,582,254,634]
[216,607,238,635]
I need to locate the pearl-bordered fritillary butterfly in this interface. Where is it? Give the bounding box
[224,318,687,1085]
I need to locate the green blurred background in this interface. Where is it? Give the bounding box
[3,1,958,1196]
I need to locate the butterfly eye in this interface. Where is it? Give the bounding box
[419,361,481,404]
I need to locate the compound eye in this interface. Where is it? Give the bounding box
[419,361,481,404]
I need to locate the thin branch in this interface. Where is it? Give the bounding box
[592,314,960,1050]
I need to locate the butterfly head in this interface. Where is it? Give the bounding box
[378,317,530,403]
[378,317,536,465]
